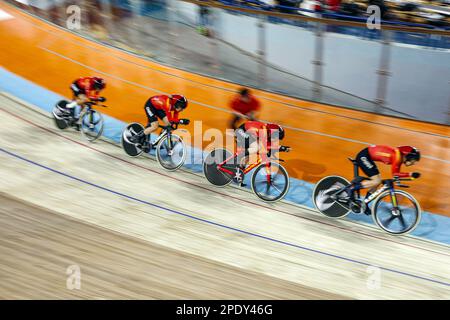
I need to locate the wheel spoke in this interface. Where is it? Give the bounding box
[265,178,271,193]
[252,163,288,201]
[383,212,397,227]
[373,190,420,234]
[398,213,407,229]
[271,184,283,195]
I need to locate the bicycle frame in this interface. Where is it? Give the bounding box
[217,142,277,185]
[216,152,262,176]
[153,123,182,151]
[76,102,103,123]
[336,159,408,213]
[153,128,169,147]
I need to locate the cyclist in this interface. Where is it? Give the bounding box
[130,94,190,152]
[64,76,107,128]
[229,88,261,130]
[234,120,290,185]
[347,145,421,201]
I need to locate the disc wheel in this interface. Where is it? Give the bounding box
[121,122,145,157]
[52,100,70,130]
[203,148,234,187]
[312,175,352,218]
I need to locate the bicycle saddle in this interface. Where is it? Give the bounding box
[348,157,357,164]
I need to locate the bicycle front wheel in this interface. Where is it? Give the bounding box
[251,162,289,202]
[372,190,421,235]
[80,109,104,142]
[156,134,186,171]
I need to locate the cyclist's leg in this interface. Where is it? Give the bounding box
[140,121,158,152]
[246,140,259,166]
[355,148,381,189]
[67,83,86,112]
[143,101,166,136]
[143,102,160,135]
[235,125,256,167]
[128,103,156,145]
[237,141,258,185]
[354,148,381,213]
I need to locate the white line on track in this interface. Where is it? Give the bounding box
[10,1,448,140]
[39,47,450,164]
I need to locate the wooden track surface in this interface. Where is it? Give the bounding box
[0,94,449,299]
[0,3,449,215]
[0,193,346,299]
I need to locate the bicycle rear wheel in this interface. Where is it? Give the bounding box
[251,162,289,202]
[52,100,70,130]
[312,176,351,218]
[80,109,104,142]
[203,148,233,187]
[121,122,144,157]
[156,134,186,171]
[372,190,421,235]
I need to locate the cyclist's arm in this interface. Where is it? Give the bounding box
[161,116,171,126]
[171,110,180,123]
[391,154,411,178]
[86,89,100,101]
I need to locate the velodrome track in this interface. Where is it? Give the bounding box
[0,2,449,299]
[0,94,449,299]
[0,2,449,215]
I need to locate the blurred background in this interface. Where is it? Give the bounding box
[6,0,450,124]
[1,0,449,300]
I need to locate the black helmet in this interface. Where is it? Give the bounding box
[398,146,420,162]
[93,77,106,90]
[267,123,285,140]
[172,94,188,110]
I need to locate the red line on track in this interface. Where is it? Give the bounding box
[1,106,448,258]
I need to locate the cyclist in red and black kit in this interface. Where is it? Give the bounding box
[65,77,107,127]
[234,120,290,184]
[349,145,421,197]
[129,94,190,152]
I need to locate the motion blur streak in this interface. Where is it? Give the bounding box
[0,103,448,256]
[1,145,449,289]
[0,2,448,214]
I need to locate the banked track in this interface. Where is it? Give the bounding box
[0,93,449,299]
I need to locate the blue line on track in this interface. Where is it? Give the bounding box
[1,146,449,288]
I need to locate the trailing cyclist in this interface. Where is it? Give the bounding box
[64,76,107,129]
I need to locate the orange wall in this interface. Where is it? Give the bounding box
[1,2,449,215]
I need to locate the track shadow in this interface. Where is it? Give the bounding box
[285,158,327,181]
